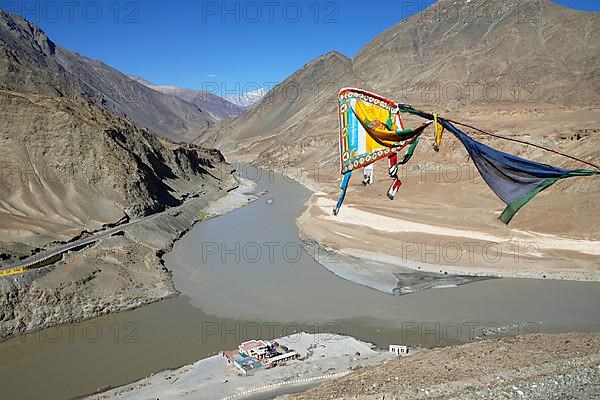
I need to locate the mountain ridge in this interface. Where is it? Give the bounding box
[352,0,600,106]
[0,9,215,141]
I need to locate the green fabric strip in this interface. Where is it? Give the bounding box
[395,128,418,136]
[499,169,599,224]
[395,122,431,137]
[400,138,420,165]
[499,178,559,224]
[397,105,420,115]
[385,110,394,131]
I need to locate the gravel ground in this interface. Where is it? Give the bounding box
[283,333,600,400]
[85,333,393,400]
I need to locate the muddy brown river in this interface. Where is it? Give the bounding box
[1,166,599,400]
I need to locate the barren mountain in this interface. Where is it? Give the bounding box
[204,0,600,159]
[202,0,600,186]
[128,76,245,121]
[353,0,600,107]
[0,10,214,141]
[0,89,229,259]
[0,11,237,339]
[0,88,233,340]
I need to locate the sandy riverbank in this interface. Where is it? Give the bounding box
[203,176,261,218]
[85,333,396,400]
[295,174,600,290]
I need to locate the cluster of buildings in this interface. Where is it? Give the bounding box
[222,340,299,375]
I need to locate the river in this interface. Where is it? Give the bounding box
[1,166,599,400]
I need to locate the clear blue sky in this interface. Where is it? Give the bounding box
[3,0,598,95]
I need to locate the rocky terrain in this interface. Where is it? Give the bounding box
[284,333,600,400]
[0,175,237,341]
[0,10,215,141]
[0,89,229,259]
[353,0,600,107]
[0,88,237,340]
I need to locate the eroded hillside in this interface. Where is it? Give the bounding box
[0,90,229,260]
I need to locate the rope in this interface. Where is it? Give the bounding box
[445,118,600,171]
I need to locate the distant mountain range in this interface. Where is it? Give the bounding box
[127,75,266,120]
[127,75,247,121]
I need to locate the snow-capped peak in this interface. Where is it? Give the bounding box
[223,88,266,108]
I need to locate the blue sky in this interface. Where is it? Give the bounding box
[3,0,598,95]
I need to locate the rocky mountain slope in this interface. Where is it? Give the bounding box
[0,10,214,141]
[353,0,600,107]
[128,76,245,121]
[204,0,600,154]
[0,86,234,340]
[285,333,600,400]
[0,10,237,341]
[0,9,238,259]
[0,89,229,260]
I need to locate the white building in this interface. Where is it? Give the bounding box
[389,345,409,355]
[239,340,272,359]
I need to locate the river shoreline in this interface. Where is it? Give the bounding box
[83,331,600,400]
[288,172,600,287]
[251,166,493,295]
[84,333,397,400]
[0,172,258,343]
[3,165,600,400]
